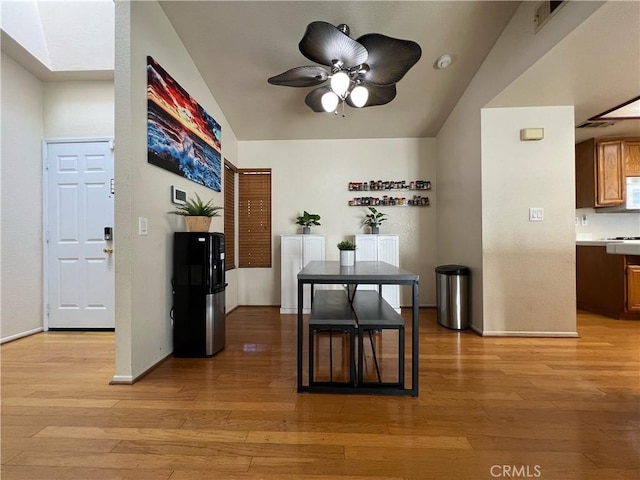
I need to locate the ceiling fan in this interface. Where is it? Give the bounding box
[268,21,422,114]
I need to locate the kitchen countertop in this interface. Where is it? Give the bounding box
[605,240,640,255]
[576,240,621,246]
[576,239,640,255]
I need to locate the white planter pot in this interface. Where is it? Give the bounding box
[340,250,355,267]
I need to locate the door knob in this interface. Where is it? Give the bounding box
[103,247,114,254]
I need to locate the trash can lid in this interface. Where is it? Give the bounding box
[436,265,470,275]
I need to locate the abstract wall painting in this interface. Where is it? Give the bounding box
[147,56,221,191]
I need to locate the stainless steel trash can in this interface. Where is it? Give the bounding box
[435,265,470,330]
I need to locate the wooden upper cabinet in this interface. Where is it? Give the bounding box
[575,138,626,208]
[597,140,625,205]
[624,140,640,176]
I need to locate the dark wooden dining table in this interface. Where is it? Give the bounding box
[297,260,420,396]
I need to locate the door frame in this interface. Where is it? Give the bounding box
[42,137,114,331]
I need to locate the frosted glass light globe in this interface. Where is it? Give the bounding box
[321,91,339,112]
[330,71,350,97]
[350,85,369,107]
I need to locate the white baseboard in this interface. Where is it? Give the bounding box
[480,330,579,338]
[1,327,43,344]
[470,324,483,335]
[109,375,133,385]
[110,375,134,385]
[280,307,311,314]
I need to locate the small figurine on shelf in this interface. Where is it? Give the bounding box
[362,206,387,234]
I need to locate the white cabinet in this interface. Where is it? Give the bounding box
[354,234,400,312]
[280,235,325,314]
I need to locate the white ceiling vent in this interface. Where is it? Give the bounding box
[534,1,567,33]
[577,121,616,129]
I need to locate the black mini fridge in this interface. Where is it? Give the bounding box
[172,232,226,357]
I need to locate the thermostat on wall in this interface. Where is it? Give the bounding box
[172,186,187,205]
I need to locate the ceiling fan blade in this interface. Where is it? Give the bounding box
[267,66,329,87]
[357,33,421,86]
[346,83,396,108]
[299,21,368,68]
[304,86,334,112]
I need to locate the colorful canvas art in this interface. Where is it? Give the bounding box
[147,56,221,191]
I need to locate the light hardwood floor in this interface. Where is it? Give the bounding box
[1,308,639,480]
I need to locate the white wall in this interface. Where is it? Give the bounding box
[1,53,44,342]
[0,1,51,67]
[437,1,602,333]
[481,106,576,336]
[44,81,114,138]
[1,0,114,73]
[575,209,640,240]
[0,53,117,343]
[114,1,239,382]
[238,138,437,308]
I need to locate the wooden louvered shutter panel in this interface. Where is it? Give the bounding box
[223,160,236,270]
[238,169,272,268]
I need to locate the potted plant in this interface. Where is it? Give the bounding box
[362,207,387,234]
[296,211,321,234]
[168,193,223,232]
[337,240,356,267]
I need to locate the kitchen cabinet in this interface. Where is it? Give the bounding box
[280,235,325,314]
[627,264,640,312]
[354,234,400,312]
[624,140,640,176]
[576,245,640,319]
[575,139,624,207]
[576,137,640,208]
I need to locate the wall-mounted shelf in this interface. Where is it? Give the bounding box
[349,195,430,207]
[348,180,431,192]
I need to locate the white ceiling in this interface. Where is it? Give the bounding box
[158,1,520,141]
[0,0,114,74]
[3,1,638,143]
[488,1,640,143]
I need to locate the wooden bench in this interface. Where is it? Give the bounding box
[351,290,405,388]
[308,289,357,387]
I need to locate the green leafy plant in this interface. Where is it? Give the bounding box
[168,193,223,217]
[295,211,321,227]
[362,207,387,228]
[337,240,357,251]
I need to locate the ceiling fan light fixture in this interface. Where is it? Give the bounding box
[321,91,340,112]
[268,21,421,114]
[350,85,368,107]
[330,71,350,97]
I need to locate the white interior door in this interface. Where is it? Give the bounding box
[46,141,114,328]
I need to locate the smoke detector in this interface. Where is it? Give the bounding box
[435,54,452,69]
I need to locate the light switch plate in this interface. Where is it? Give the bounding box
[139,217,148,236]
[529,208,544,222]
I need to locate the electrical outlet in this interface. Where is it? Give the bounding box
[581,215,588,226]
